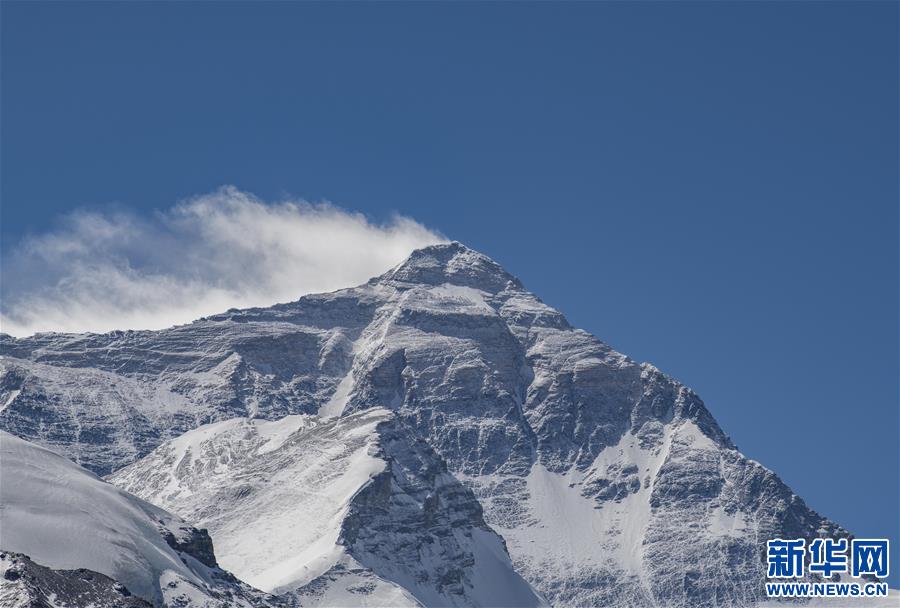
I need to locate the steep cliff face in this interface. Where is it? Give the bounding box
[0,243,854,606]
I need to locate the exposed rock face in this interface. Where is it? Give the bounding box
[0,243,855,606]
[0,552,152,608]
[160,528,219,571]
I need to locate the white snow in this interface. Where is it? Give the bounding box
[292,555,422,608]
[353,525,546,608]
[163,413,314,459]
[474,421,738,598]
[429,284,493,312]
[706,505,749,536]
[397,283,495,318]
[485,427,674,583]
[0,388,20,413]
[0,431,216,606]
[318,369,355,418]
[676,420,718,451]
[110,408,392,596]
[466,528,550,608]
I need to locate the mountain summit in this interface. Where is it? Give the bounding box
[0,243,854,606]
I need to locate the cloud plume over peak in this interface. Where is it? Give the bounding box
[1,187,445,336]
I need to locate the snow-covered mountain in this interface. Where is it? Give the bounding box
[0,431,278,607]
[108,408,542,607]
[0,242,865,606]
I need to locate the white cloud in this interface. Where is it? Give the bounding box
[1,187,445,336]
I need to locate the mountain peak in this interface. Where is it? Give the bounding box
[375,241,524,293]
[0,239,859,608]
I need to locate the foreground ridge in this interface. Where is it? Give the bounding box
[0,431,280,607]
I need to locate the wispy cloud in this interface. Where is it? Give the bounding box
[1,187,444,336]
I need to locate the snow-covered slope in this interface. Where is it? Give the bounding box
[110,408,543,607]
[110,409,392,596]
[0,431,276,607]
[0,242,876,607]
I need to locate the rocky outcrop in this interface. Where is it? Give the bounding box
[0,552,152,608]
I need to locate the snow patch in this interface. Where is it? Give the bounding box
[675,420,717,451]
[318,370,354,419]
[0,388,20,413]
[429,284,493,312]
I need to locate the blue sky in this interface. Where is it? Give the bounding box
[2,2,897,584]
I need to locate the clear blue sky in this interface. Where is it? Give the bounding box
[2,1,897,584]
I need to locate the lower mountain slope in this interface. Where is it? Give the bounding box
[109,408,544,608]
[0,431,277,608]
